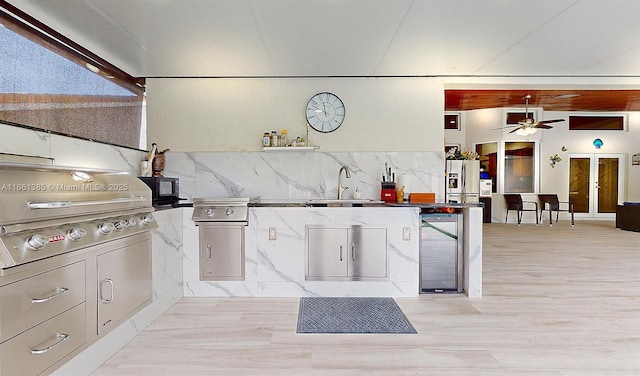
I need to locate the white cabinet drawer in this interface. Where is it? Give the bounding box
[0,261,86,342]
[1,303,86,376]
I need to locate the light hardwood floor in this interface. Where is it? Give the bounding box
[92,221,640,375]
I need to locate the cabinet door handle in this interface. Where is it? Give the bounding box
[30,333,69,355]
[31,287,69,303]
[206,244,212,261]
[100,278,114,304]
[339,245,343,261]
[352,243,356,261]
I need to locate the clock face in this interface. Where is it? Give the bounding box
[305,92,345,133]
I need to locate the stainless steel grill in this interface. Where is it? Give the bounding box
[0,162,158,273]
[191,197,259,282]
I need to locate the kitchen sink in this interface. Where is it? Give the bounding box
[251,199,386,207]
[306,199,385,207]
[251,199,307,207]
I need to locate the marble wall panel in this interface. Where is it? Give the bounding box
[167,150,444,201]
[163,152,196,201]
[151,208,183,301]
[0,124,51,158]
[0,123,146,174]
[50,134,145,173]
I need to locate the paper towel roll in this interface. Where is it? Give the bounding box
[398,174,412,193]
[140,161,150,177]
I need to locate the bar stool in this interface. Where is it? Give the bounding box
[538,194,575,226]
[503,194,539,226]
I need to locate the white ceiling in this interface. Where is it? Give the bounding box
[6,0,640,78]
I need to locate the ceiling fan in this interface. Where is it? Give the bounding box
[496,95,565,135]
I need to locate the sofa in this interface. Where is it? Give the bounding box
[616,202,640,232]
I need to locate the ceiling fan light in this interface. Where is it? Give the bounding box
[515,127,538,136]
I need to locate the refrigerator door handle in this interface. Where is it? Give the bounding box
[461,162,466,190]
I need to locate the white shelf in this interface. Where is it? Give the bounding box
[262,146,319,152]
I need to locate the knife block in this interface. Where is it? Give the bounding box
[381,189,396,203]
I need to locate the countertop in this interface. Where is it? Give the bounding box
[159,199,483,209]
[386,202,485,208]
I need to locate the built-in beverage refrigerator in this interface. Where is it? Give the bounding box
[445,159,480,203]
[420,209,463,293]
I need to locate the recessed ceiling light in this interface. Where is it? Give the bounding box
[554,94,580,99]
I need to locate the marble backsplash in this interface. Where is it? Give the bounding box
[0,123,145,173]
[1,124,445,202]
[164,150,445,202]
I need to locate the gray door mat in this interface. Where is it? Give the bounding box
[296,297,417,334]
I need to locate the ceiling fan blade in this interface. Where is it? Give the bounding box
[538,119,565,124]
[508,126,524,134]
[491,125,517,130]
[534,124,554,129]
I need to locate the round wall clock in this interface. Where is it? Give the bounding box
[305,92,345,133]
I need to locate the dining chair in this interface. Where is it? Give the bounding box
[537,194,575,226]
[503,194,539,226]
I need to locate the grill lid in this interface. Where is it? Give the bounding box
[0,162,157,271]
[0,162,153,226]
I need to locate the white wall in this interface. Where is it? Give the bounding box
[146,77,444,152]
[460,107,640,203]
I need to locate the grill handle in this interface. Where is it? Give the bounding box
[31,287,69,304]
[28,196,147,209]
[100,278,114,304]
[206,244,212,261]
[30,333,70,355]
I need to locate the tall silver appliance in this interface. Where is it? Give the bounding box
[420,208,463,293]
[446,159,480,203]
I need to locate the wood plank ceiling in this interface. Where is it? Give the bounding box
[445,90,640,112]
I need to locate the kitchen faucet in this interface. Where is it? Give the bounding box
[337,165,352,199]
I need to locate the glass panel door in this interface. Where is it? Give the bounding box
[569,157,590,213]
[597,158,619,213]
[569,154,623,218]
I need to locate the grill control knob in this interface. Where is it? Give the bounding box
[67,227,87,241]
[225,208,234,216]
[142,214,155,225]
[204,208,215,216]
[98,223,115,235]
[26,234,49,250]
[125,218,137,228]
[113,220,126,231]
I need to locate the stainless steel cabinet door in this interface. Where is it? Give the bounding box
[307,228,348,278]
[97,238,151,335]
[349,227,387,279]
[199,225,244,281]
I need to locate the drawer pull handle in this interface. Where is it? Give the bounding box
[352,243,356,261]
[206,244,212,261]
[30,333,69,355]
[339,245,343,261]
[100,278,114,304]
[31,287,69,303]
